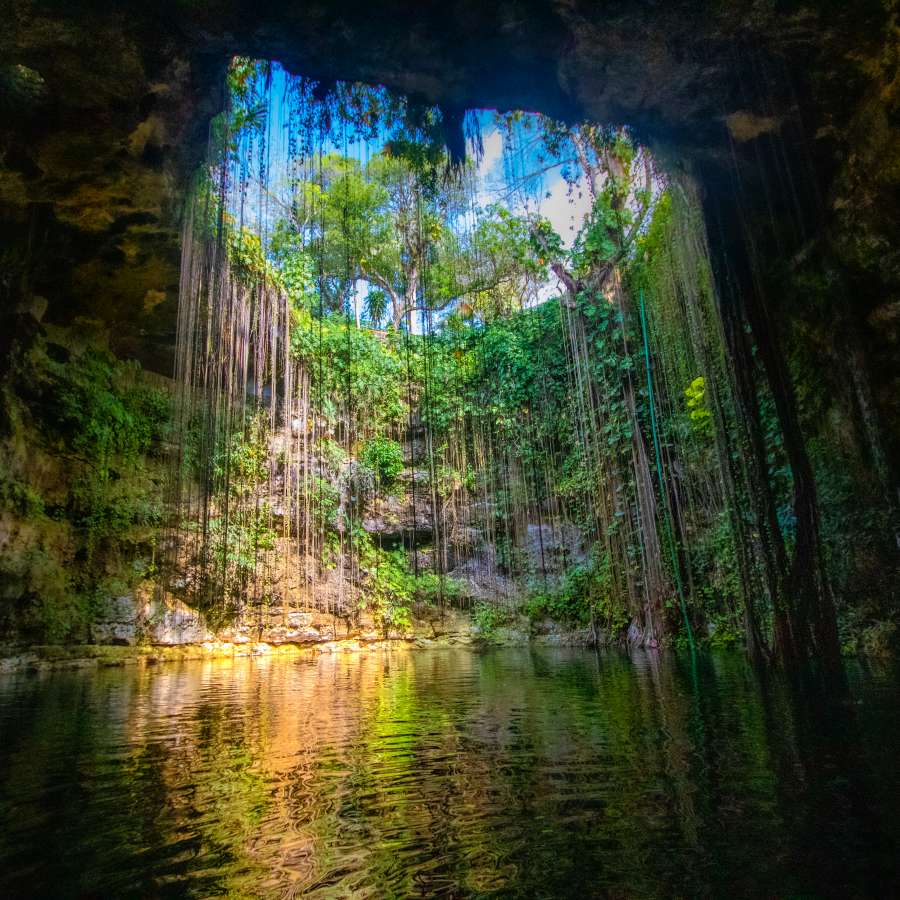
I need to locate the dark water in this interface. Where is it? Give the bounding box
[0,649,898,898]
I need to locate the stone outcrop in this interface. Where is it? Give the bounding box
[84,587,488,651]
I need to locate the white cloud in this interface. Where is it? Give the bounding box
[538,173,592,249]
[476,127,505,180]
[471,122,592,249]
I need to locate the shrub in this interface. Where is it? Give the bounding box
[523,553,627,631]
[472,601,510,639]
[413,572,464,605]
[357,534,414,636]
[360,436,404,486]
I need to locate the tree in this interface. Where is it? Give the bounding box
[499,118,682,643]
[270,148,543,328]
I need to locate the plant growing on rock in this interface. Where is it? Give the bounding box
[361,436,405,486]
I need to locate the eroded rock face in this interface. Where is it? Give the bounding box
[90,595,140,646]
[91,590,212,646]
[1,5,235,372]
[523,522,585,577]
[85,588,486,649]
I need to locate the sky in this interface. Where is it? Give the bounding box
[471,113,594,306]
[473,116,592,249]
[230,63,596,326]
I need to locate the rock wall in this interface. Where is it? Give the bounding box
[85,586,594,654]
[3,0,900,652]
[88,585,469,648]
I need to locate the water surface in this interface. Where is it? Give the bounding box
[0,648,897,898]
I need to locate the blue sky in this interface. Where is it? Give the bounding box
[472,111,592,250]
[229,63,595,324]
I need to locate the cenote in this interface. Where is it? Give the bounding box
[1,649,898,898]
[3,2,900,896]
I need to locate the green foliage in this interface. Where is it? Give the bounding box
[0,476,44,518]
[208,506,277,578]
[290,312,406,432]
[840,613,896,656]
[26,342,171,560]
[29,345,170,469]
[1,331,172,641]
[571,197,622,275]
[528,217,564,265]
[311,476,341,534]
[357,534,414,635]
[524,554,625,631]
[360,436,404,486]
[353,533,464,635]
[209,57,270,156]
[364,290,389,328]
[2,548,83,643]
[281,151,469,322]
[71,474,163,558]
[215,416,270,498]
[472,601,510,640]
[684,376,712,436]
[686,510,744,627]
[413,572,464,605]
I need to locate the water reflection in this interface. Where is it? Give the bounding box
[0,649,897,898]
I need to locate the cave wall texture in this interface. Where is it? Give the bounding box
[0,2,893,338]
[1,1,899,558]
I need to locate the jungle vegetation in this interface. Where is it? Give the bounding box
[1,58,896,669]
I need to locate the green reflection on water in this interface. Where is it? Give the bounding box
[0,649,898,898]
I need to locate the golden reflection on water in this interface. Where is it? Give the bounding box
[159,651,547,896]
[1,648,898,898]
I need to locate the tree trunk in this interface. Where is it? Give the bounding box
[697,158,842,678]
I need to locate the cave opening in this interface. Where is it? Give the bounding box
[164,56,823,666]
[4,5,900,895]
[2,9,897,670]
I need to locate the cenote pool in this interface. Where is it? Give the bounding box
[0,648,898,898]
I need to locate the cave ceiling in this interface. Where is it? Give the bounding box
[0,0,889,369]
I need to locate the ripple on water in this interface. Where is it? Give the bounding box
[0,648,898,898]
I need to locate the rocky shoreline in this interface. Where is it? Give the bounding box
[0,601,595,672]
